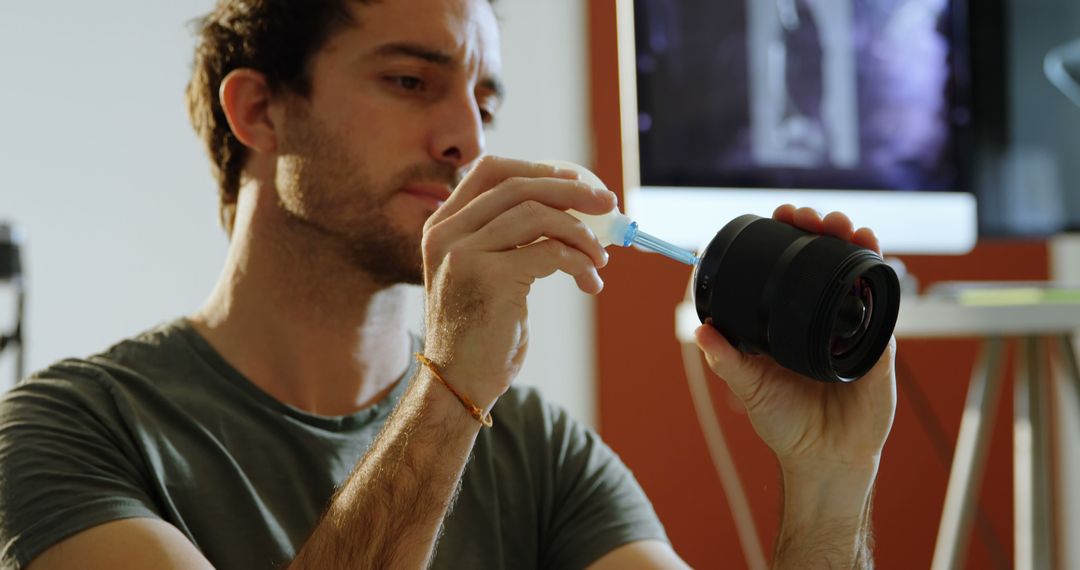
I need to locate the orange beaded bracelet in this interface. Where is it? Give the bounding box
[415,353,494,428]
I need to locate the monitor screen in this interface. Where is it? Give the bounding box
[621,0,979,254]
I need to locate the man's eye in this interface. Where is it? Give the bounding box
[479,109,496,127]
[392,76,424,91]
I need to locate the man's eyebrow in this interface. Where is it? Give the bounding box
[370,42,506,102]
[371,42,454,65]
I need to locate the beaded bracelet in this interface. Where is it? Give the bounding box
[415,353,494,428]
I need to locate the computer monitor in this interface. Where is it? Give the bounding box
[617,0,982,254]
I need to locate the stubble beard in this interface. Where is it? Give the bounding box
[275,104,428,287]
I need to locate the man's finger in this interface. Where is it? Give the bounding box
[854,227,882,255]
[466,200,609,268]
[791,207,824,234]
[509,239,604,295]
[430,156,580,226]
[772,204,797,224]
[821,211,855,242]
[442,177,616,236]
[694,324,762,401]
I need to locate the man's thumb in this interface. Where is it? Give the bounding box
[694,324,759,399]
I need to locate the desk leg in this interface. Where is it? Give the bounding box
[932,338,1006,570]
[1015,337,1054,570]
[1058,333,1080,411]
[1055,334,1080,569]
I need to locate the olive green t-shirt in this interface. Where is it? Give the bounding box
[0,320,666,569]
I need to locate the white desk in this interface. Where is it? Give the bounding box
[896,299,1080,570]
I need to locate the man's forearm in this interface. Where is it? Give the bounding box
[773,461,878,570]
[290,370,483,569]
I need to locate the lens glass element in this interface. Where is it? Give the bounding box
[830,278,874,357]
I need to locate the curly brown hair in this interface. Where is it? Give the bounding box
[185,0,372,235]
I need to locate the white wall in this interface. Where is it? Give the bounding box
[0,1,227,381]
[0,1,597,426]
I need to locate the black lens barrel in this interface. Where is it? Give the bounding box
[694,215,900,383]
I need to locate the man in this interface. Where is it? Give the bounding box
[0,0,895,568]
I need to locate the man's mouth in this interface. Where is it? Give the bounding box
[401,183,453,207]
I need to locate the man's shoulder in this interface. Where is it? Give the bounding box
[4,318,196,405]
[87,318,199,376]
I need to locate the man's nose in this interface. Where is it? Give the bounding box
[428,93,486,169]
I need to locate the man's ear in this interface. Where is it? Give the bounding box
[219,69,278,154]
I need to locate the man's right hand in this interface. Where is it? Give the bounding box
[420,156,616,411]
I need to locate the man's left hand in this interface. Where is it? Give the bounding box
[694,205,897,470]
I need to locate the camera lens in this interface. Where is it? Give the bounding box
[693,215,900,383]
[830,278,873,358]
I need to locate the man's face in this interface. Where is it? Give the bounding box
[273,0,502,285]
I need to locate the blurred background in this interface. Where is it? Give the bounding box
[2,0,1079,568]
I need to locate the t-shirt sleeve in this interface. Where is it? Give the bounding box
[528,390,668,570]
[0,363,162,569]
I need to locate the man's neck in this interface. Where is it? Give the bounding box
[190,184,414,417]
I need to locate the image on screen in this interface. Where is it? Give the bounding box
[635,0,969,192]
